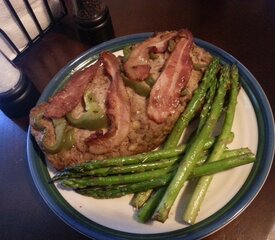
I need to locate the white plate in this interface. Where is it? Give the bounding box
[27,33,274,240]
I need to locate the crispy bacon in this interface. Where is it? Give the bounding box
[124,31,177,81]
[44,61,100,118]
[87,52,131,154]
[147,29,193,123]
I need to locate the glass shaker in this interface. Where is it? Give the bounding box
[0,51,39,118]
[72,0,115,45]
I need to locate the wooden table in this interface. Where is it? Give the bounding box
[1,1,274,239]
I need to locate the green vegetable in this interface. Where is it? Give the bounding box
[62,128,76,150]
[180,88,191,97]
[196,76,217,134]
[183,65,240,224]
[132,137,224,210]
[61,166,177,189]
[137,152,255,222]
[121,73,151,97]
[196,147,250,166]
[130,190,154,208]
[52,157,178,181]
[42,118,67,154]
[66,90,108,130]
[32,111,46,131]
[134,146,249,220]
[193,63,209,71]
[168,39,176,52]
[149,52,158,60]
[70,153,255,200]
[137,187,166,222]
[64,145,186,173]
[145,75,156,87]
[191,153,254,178]
[52,145,247,182]
[76,176,171,199]
[123,45,133,60]
[152,65,230,223]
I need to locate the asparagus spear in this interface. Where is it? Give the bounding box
[65,145,186,173]
[52,146,248,182]
[137,187,167,222]
[183,65,240,224]
[152,65,230,223]
[130,190,154,208]
[74,153,255,199]
[191,153,254,177]
[196,147,251,166]
[61,166,177,189]
[76,175,172,199]
[52,157,178,181]
[196,77,217,134]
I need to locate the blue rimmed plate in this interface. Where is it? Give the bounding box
[27,33,274,240]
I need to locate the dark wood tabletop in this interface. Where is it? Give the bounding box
[1,1,274,239]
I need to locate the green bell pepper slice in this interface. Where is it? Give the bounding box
[33,111,46,131]
[123,44,133,61]
[66,91,108,130]
[145,75,156,87]
[121,74,151,97]
[42,118,67,154]
[62,128,76,150]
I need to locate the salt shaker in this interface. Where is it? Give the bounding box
[72,0,115,45]
[0,51,39,118]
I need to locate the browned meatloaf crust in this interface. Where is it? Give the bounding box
[30,44,212,170]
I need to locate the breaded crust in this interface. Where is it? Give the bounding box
[30,45,212,170]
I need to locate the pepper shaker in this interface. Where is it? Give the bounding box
[0,51,39,118]
[72,0,115,45]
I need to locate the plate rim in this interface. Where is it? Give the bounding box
[27,32,275,240]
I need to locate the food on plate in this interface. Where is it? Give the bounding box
[30,29,212,170]
[51,58,255,224]
[30,29,256,225]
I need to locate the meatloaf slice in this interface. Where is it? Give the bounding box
[30,37,212,170]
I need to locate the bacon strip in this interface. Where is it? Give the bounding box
[44,61,100,118]
[147,29,193,124]
[87,52,131,154]
[124,31,177,81]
